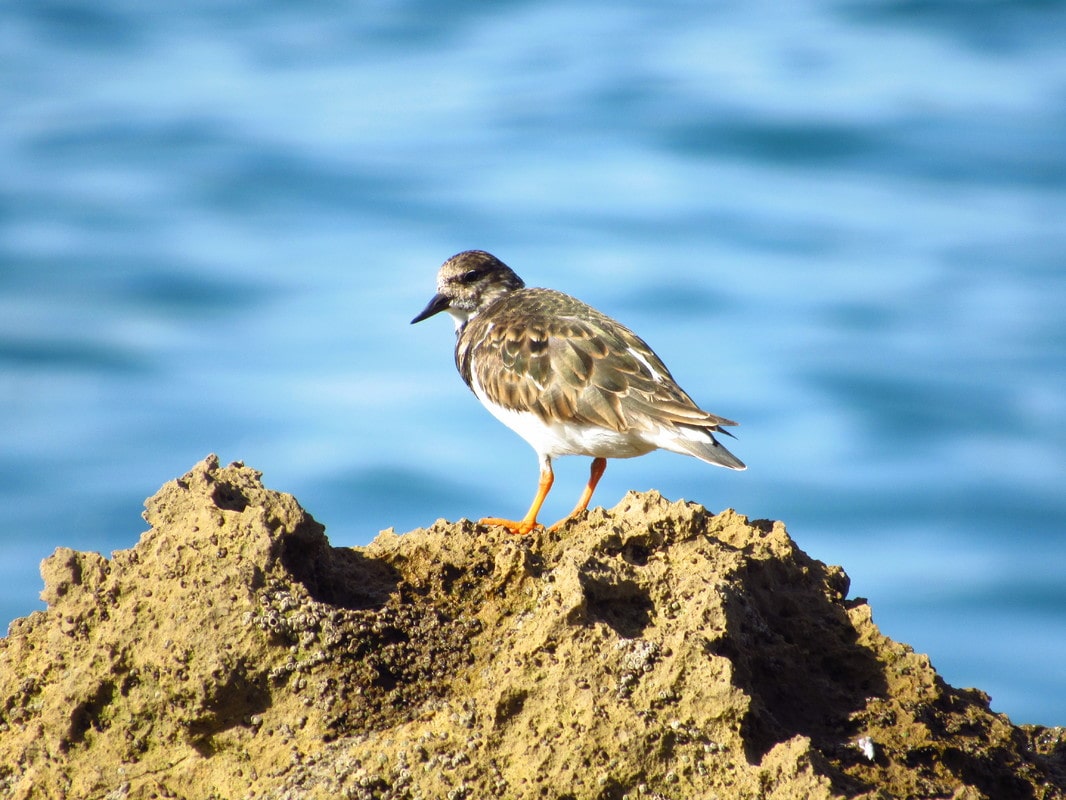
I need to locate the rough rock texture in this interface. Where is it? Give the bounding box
[1,456,1064,800]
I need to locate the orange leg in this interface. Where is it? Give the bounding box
[549,457,607,531]
[480,462,554,535]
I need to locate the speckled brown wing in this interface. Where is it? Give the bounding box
[457,288,737,434]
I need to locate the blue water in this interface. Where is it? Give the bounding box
[3,2,1064,726]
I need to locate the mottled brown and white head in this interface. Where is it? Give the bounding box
[411,250,525,332]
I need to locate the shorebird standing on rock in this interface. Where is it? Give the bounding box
[412,250,745,534]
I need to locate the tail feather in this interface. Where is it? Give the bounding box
[662,425,746,470]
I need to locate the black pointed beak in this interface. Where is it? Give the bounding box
[411,292,450,324]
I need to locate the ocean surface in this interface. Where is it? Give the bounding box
[2,1,1064,726]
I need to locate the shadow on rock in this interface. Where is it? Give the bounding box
[274,517,400,611]
[715,550,887,769]
[580,574,654,639]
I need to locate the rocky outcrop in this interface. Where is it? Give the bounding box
[1,456,1063,799]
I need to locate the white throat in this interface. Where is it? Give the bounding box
[447,306,476,333]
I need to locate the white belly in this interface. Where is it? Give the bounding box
[470,378,656,460]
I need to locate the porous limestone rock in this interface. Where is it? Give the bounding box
[1,456,1063,799]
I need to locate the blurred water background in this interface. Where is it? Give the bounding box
[2,1,1064,725]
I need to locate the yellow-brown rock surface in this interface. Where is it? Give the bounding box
[1,456,1063,799]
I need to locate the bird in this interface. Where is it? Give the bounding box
[411,250,745,535]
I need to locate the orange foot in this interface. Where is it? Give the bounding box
[479,516,543,536]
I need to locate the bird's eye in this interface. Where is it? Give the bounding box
[461,269,482,284]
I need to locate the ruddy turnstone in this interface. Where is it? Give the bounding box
[412,250,745,534]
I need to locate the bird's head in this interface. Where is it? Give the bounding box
[411,250,525,331]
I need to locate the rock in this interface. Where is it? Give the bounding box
[1,455,1063,799]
